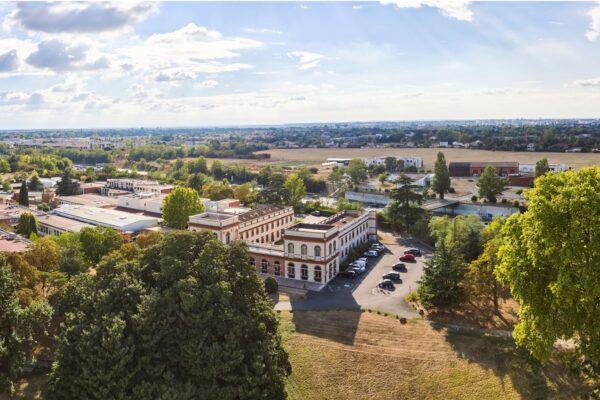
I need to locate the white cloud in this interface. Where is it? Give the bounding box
[586,4,600,41]
[287,51,324,70]
[380,0,473,22]
[573,78,600,87]
[4,2,158,33]
[154,70,196,82]
[196,80,218,89]
[147,23,222,44]
[242,28,283,35]
[25,39,109,72]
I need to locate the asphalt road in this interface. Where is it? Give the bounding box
[275,238,429,317]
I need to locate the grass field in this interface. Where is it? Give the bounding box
[257,147,600,170]
[281,310,588,400]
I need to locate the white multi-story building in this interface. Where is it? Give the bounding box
[188,207,377,289]
[361,156,423,169]
[102,179,173,196]
[518,163,569,174]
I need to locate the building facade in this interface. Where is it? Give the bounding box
[188,207,377,288]
[449,162,519,177]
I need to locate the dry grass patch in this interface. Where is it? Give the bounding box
[281,310,588,400]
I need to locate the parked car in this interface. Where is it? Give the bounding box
[363,250,379,258]
[399,253,416,262]
[311,210,321,216]
[339,270,356,278]
[404,248,422,256]
[378,279,394,289]
[382,271,401,281]
[350,265,366,275]
[392,262,407,271]
[352,259,367,267]
[371,243,384,250]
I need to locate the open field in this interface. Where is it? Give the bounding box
[257,148,600,170]
[281,310,588,400]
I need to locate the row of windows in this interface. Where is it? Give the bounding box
[339,222,369,247]
[287,241,338,257]
[250,258,339,283]
[243,215,292,238]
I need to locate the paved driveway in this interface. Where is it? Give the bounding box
[276,238,429,317]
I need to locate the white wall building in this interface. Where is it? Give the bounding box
[54,205,159,234]
[518,163,569,174]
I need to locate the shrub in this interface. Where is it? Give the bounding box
[471,195,478,202]
[406,291,419,303]
[399,317,407,325]
[264,276,278,294]
[448,187,456,193]
[516,189,523,195]
[513,200,520,207]
[501,198,508,204]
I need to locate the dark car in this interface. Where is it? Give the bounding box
[382,272,401,281]
[378,279,394,289]
[392,262,407,271]
[404,248,422,256]
[399,253,416,262]
[339,270,356,278]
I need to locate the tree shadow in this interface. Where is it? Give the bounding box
[441,329,589,399]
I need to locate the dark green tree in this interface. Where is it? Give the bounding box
[56,168,80,196]
[0,260,53,396]
[18,180,28,206]
[386,174,425,231]
[47,231,290,399]
[432,152,451,199]
[384,157,397,173]
[418,240,466,310]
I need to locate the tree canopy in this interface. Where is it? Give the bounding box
[497,168,600,361]
[18,180,28,206]
[283,173,307,207]
[16,212,37,238]
[347,158,367,185]
[535,158,550,178]
[477,165,507,202]
[432,152,451,199]
[163,186,206,229]
[47,231,290,399]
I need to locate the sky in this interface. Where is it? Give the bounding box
[2,1,600,128]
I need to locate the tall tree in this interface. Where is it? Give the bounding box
[283,173,307,207]
[56,168,80,196]
[386,174,425,231]
[16,212,37,238]
[47,232,290,399]
[467,218,506,313]
[384,157,397,173]
[28,171,43,191]
[428,215,483,259]
[210,160,225,180]
[477,165,507,202]
[0,260,53,396]
[18,180,28,206]
[163,186,206,229]
[347,158,368,185]
[432,152,451,199]
[418,240,466,310]
[497,168,600,361]
[534,157,550,178]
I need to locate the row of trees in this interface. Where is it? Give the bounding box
[417,167,600,364]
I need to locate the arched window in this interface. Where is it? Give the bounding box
[301,244,307,255]
[328,243,332,254]
[333,241,337,251]
[287,263,295,279]
[328,263,332,279]
[333,260,338,275]
[288,243,294,254]
[301,264,308,280]
[225,232,231,244]
[314,266,322,282]
[261,259,268,273]
[249,258,255,267]
[314,245,321,257]
[274,261,281,276]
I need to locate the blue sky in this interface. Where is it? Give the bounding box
[1,1,600,128]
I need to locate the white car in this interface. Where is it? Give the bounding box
[363,250,379,258]
[352,260,367,267]
[350,265,366,274]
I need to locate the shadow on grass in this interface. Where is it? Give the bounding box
[442,330,589,399]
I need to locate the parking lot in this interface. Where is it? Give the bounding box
[277,237,430,317]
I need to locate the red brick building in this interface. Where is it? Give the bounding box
[449,162,519,177]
